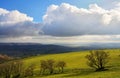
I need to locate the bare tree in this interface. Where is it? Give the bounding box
[47,59,55,74]
[24,64,35,77]
[0,63,11,78]
[56,61,66,73]
[85,50,110,71]
[11,61,23,78]
[0,60,23,78]
[40,60,48,74]
[40,59,55,74]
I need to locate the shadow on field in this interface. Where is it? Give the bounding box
[62,68,94,77]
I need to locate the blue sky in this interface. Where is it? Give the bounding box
[0,0,101,22]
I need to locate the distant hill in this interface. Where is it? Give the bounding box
[0,43,120,57]
[0,43,92,57]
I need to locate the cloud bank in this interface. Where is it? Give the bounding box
[42,3,120,36]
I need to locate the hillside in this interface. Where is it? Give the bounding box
[23,49,120,78]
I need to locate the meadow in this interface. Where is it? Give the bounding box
[23,49,120,78]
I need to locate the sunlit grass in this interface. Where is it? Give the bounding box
[23,49,120,78]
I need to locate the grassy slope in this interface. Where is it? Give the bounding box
[23,49,120,78]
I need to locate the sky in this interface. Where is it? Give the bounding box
[0,0,120,46]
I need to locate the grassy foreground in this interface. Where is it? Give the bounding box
[23,49,120,78]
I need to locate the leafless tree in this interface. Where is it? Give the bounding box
[40,60,48,74]
[40,59,55,74]
[11,61,23,78]
[56,61,66,73]
[0,60,23,78]
[47,59,55,74]
[24,64,35,77]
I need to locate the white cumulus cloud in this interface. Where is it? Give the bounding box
[42,3,120,36]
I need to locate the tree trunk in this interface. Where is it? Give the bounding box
[61,67,64,73]
[50,69,53,74]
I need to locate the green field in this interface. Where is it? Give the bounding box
[23,49,120,78]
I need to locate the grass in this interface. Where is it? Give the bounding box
[23,49,120,78]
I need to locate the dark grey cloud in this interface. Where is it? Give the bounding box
[0,21,42,38]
